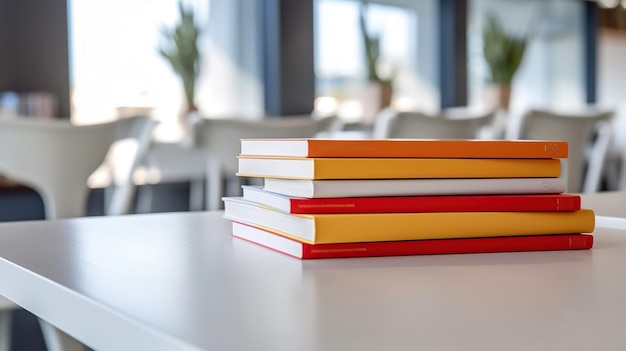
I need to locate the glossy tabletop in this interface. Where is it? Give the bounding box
[581,191,626,228]
[0,212,626,351]
[581,191,626,217]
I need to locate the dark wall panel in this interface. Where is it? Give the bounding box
[439,0,467,108]
[584,1,597,104]
[0,0,70,117]
[262,0,315,116]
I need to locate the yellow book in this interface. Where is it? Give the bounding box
[236,156,561,180]
[223,197,595,244]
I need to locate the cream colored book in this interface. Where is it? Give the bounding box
[262,177,565,198]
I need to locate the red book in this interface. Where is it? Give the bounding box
[231,222,593,259]
[242,186,581,214]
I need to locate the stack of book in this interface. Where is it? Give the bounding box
[223,138,595,259]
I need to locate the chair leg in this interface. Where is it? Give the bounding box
[0,310,11,351]
[106,184,137,216]
[206,177,223,211]
[620,154,626,191]
[584,121,614,193]
[189,178,205,211]
[135,184,154,214]
[39,319,85,351]
[206,168,223,211]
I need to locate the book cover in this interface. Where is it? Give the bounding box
[237,156,562,180]
[263,177,565,198]
[222,197,596,244]
[240,139,568,159]
[242,186,581,214]
[232,222,593,259]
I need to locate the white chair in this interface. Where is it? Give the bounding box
[512,109,614,193]
[136,114,340,212]
[601,105,626,191]
[372,108,495,139]
[133,141,208,213]
[195,115,338,210]
[100,116,159,215]
[0,116,156,351]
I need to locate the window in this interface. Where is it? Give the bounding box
[314,0,439,122]
[468,0,585,112]
[69,0,263,141]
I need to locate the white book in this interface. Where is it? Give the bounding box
[263,177,565,198]
[242,186,295,212]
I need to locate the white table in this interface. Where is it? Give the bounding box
[581,191,626,228]
[581,191,626,218]
[0,212,626,351]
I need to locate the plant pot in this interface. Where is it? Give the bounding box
[361,82,393,125]
[484,84,511,111]
[181,109,202,148]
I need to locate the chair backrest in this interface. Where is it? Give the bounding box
[0,116,156,219]
[195,115,336,210]
[515,109,614,193]
[105,116,158,215]
[372,108,495,139]
[196,115,337,174]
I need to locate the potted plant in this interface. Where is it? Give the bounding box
[359,0,394,124]
[158,1,202,114]
[482,14,528,111]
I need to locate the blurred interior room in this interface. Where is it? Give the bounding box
[1,0,626,348]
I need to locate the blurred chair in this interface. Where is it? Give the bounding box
[133,141,208,213]
[310,112,345,138]
[0,116,156,351]
[601,105,626,191]
[99,117,159,215]
[0,297,14,351]
[196,115,338,210]
[511,109,614,193]
[372,108,495,139]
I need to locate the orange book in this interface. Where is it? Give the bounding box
[240,138,568,158]
[237,156,561,180]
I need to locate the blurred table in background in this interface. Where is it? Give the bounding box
[580,191,626,230]
[133,142,207,212]
[581,191,626,218]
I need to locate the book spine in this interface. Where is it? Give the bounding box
[288,195,580,214]
[312,209,595,244]
[305,140,568,158]
[281,178,566,198]
[312,158,561,179]
[300,234,593,259]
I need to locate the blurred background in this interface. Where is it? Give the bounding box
[2,0,626,227]
[1,0,626,348]
[2,0,624,135]
[1,1,626,224]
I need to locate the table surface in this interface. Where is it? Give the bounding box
[581,190,626,217]
[1,209,626,351]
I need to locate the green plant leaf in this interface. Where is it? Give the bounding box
[158,0,202,110]
[482,14,528,85]
[359,1,380,82]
